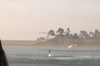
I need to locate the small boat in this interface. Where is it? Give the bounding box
[68,44,77,49]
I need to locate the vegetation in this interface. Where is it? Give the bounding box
[36,28,100,48]
[47,28,100,41]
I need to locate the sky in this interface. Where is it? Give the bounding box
[0,0,100,40]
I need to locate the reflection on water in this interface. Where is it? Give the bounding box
[3,46,100,66]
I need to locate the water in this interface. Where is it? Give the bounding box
[3,46,100,66]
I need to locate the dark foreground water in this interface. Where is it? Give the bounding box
[3,46,100,66]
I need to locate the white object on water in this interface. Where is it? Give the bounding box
[48,53,51,56]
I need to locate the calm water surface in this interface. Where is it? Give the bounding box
[3,46,100,66]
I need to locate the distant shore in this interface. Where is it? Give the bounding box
[2,40,38,46]
[1,40,100,49]
[31,44,100,49]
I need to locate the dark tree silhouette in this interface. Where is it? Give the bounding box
[67,28,70,33]
[48,30,55,36]
[94,29,100,39]
[56,27,64,35]
[56,28,65,43]
[89,31,94,39]
[79,30,89,39]
[65,28,70,39]
[73,33,78,39]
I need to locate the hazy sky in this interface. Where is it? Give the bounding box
[0,0,100,40]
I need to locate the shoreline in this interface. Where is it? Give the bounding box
[30,45,100,49]
[3,44,100,49]
[1,40,100,49]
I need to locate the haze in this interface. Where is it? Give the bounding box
[0,0,100,40]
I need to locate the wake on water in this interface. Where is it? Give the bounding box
[7,54,100,60]
[7,54,100,66]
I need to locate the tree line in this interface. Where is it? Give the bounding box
[48,27,100,41]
